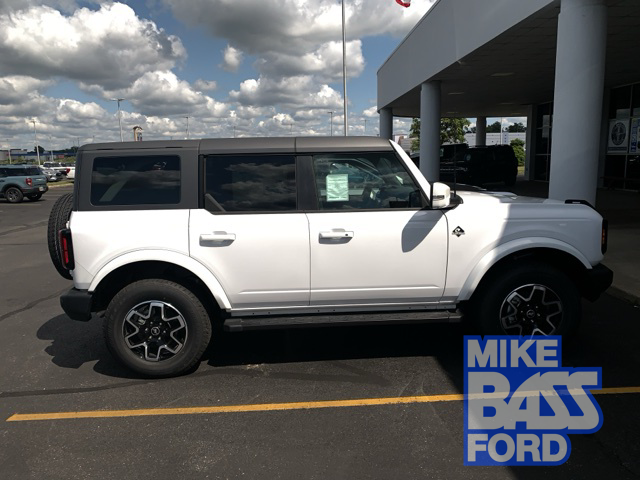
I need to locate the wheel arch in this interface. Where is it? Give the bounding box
[1,183,22,194]
[459,240,591,302]
[89,254,231,316]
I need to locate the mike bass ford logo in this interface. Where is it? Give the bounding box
[464,336,603,466]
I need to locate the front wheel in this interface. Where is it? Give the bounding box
[472,263,581,336]
[104,279,212,377]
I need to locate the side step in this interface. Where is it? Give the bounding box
[223,310,462,332]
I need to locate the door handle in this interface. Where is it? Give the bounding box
[319,230,354,240]
[200,232,236,242]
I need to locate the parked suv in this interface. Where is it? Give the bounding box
[0,165,48,202]
[441,145,518,186]
[49,137,612,377]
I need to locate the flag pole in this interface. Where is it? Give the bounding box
[342,0,348,136]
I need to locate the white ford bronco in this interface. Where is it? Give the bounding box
[48,137,612,377]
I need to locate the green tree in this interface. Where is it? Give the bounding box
[508,122,526,133]
[486,121,502,133]
[410,118,420,152]
[510,138,525,166]
[409,117,471,151]
[33,145,45,155]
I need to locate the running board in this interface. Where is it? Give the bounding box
[223,310,462,332]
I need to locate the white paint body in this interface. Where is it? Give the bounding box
[69,141,605,315]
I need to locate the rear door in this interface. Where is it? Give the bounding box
[304,152,449,306]
[189,154,310,309]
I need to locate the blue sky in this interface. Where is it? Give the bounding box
[0,0,519,151]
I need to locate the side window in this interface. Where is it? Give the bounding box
[90,155,180,206]
[0,168,7,178]
[312,153,425,210]
[205,155,296,212]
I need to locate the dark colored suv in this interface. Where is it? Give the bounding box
[441,145,518,187]
[0,165,48,202]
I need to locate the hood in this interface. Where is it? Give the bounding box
[456,190,562,206]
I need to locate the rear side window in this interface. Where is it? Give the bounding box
[91,155,180,206]
[24,167,41,176]
[204,155,296,212]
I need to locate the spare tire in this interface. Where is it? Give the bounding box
[48,193,74,280]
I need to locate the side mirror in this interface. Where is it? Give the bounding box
[431,182,451,209]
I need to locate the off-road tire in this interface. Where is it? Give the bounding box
[472,262,581,336]
[104,279,212,377]
[47,193,73,279]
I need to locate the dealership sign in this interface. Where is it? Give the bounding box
[464,336,603,466]
[607,119,630,153]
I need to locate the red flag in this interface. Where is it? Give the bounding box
[396,0,411,6]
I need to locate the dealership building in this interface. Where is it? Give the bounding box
[378,0,639,204]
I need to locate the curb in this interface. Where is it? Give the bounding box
[47,181,74,189]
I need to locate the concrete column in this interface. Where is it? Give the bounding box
[548,0,607,204]
[419,81,441,182]
[379,108,393,140]
[475,116,487,147]
[524,105,534,180]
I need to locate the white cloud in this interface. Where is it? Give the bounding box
[162,0,430,114]
[88,71,229,118]
[220,45,243,72]
[363,106,378,118]
[255,40,364,81]
[163,0,432,56]
[231,76,343,110]
[0,76,53,104]
[0,3,186,90]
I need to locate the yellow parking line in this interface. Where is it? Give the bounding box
[5,394,463,422]
[6,386,640,422]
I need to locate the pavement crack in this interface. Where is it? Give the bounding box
[0,287,70,323]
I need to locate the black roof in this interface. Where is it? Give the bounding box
[80,136,392,155]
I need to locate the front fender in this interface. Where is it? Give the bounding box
[457,237,591,301]
[88,249,232,310]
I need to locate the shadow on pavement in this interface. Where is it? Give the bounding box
[36,313,138,379]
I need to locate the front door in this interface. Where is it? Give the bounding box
[305,152,448,306]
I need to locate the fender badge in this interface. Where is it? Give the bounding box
[452,226,465,237]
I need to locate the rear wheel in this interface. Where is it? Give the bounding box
[5,187,23,203]
[47,193,73,279]
[472,262,581,336]
[104,279,212,377]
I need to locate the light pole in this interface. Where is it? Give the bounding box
[364,119,367,135]
[49,135,54,163]
[111,98,125,141]
[284,123,293,135]
[185,116,190,139]
[6,139,11,164]
[341,0,348,136]
[328,111,334,136]
[31,119,40,165]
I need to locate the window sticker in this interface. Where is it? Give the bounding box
[326,174,349,202]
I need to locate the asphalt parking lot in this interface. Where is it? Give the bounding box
[1,185,639,480]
